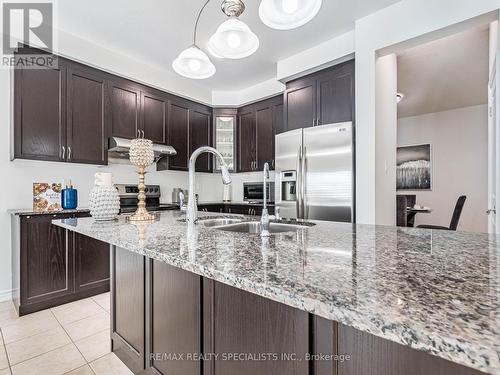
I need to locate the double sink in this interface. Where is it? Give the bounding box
[198,217,313,234]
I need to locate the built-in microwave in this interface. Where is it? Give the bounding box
[243,182,275,203]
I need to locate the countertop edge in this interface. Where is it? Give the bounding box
[8,208,90,216]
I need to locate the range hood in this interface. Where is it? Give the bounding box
[108,137,177,161]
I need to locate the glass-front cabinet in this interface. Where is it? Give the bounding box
[213,109,237,171]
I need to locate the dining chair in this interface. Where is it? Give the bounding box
[417,196,467,231]
[396,195,408,227]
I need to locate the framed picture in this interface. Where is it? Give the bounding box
[396,144,432,190]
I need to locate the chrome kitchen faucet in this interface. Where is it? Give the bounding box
[187,146,232,223]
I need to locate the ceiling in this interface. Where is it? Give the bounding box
[56,0,399,91]
[397,26,489,118]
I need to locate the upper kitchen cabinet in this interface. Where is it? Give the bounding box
[237,105,257,172]
[158,98,212,172]
[141,89,167,144]
[316,60,355,125]
[14,64,67,162]
[106,79,141,140]
[14,58,108,165]
[164,99,190,171]
[255,95,283,170]
[189,106,212,172]
[237,94,283,172]
[284,59,355,132]
[66,64,107,165]
[284,75,316,131]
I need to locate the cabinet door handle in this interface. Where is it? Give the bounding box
[141,130,145,138]
[271,159,274,168]
[137,129,140,138]
[61,146,66,159]
[67,147,72,160]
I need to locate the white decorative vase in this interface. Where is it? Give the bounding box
[89,173,120,221]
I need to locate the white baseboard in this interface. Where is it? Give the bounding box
[0,289,12,302]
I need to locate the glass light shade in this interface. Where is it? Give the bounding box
[129,138,155,167]
[208,18,259,59]
[259,0,322,30]
[172,46,216,79]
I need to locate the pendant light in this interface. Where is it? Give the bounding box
[208,0,259,59]
[259,0,322,30]
[172,0,216,79]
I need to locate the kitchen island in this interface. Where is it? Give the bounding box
[53,211,500,375]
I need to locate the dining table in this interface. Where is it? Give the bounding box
[406,206,432,227]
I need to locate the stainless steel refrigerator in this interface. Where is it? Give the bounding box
[275,122,354,222]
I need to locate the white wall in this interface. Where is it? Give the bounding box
[276,30,355,82]
[375,54,398,226]
[397,105,488,233]
[355,0,500,225]
[212,79,285,107]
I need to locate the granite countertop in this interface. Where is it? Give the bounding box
[53,211,500,374]
[8,208,90,216]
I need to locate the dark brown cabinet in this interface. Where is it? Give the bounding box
[74,232,110,292]
[205,281,309,375]
[237,95,283,172]
[166,100,190,171]
[112,246,145,373]
[20,214,74,307]
[337,324,482,375]
[12,212,110,315]
[238,107,257,172]
[284,59,355,132]
[316,61,355,125]
[285,78,316,131]
[158,98,212,172]
[150,260,202,375]
[141,90,167,144]
[190,107,212,172]
[14,65,67,162]
[197,204,275,216]
[107,79,141,140]
[67,65,107,165]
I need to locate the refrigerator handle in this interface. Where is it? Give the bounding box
[296,146,302,219]
[302,146,307,220]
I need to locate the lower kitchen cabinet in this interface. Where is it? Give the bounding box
[150,260,202,375]
[11,212,110,316]
[337,324,482,375]
[198,204,274,216]
[110,251,321,375]
[74,232,110,292]
[204,280,309,375]
[111,247,146,374]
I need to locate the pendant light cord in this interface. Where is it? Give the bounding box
[193,0,211,46]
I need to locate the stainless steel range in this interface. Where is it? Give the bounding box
[116,184,177,213]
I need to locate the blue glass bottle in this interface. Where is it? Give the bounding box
[61,182,78,210]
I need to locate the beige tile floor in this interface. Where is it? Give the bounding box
[0,293,132,375]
